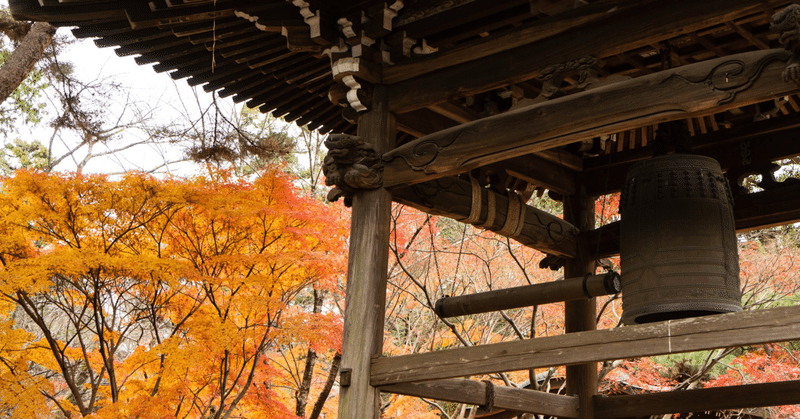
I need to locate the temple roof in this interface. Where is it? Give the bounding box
[10,1,800,235]
[9,0,794,140]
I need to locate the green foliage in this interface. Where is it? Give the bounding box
[0,49,48,135]
[0,138,49,175]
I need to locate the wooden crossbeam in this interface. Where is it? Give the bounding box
[382,378,800,419]
[731,182,800,231]
[380,379,580,418]
[581,114,800,197]
[392,175,578,258]
[594,380,800,418]
[381,49,794,189]
[371,305,800,386]
[385,0,782,113]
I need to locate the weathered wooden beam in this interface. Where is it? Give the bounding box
[434,272,620,318]
[581,222,620,261]
[382,49,794,189]
[581,112,800,197]
[732,182,800,231]
[501,154,576,196]
[370,304,800,386]
[338,86,395,419]
[563,192,598,419]
[380,379,580,418]
[593,380,800,419]
[385,0,782,113]
[392,176,579,258]
[383,0,642,87]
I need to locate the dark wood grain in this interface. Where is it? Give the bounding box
[338,85,395,419]
[386,0,780,113]
[392,176,579,258]
[371,305,800,386]
[380,379,580,418]
[382,49,793,189]
[594,380,800,419]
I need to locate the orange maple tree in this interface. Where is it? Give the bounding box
[0,169,347,418]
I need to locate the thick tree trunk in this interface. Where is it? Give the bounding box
[0,20,56,105]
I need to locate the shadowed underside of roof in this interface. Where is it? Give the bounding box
[9,0,800,190]
[10,0,793,140]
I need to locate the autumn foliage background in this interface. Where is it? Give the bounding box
[0,169,348,418]
[0,163,799,419]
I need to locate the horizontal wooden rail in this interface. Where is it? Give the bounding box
[371,305,800,386]
[434,272,620,318]
[380,379,579,418]
[379,378,800,419]
[594,380,800,418]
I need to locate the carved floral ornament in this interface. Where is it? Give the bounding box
[322,134,383,207]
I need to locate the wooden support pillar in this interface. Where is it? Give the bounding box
[563,187,597,419]
[338,85,396,419]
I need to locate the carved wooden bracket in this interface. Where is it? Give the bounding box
[323,134,384,206]
[727,155,800,195]
[534,55,599,100]
[772,4,800,86]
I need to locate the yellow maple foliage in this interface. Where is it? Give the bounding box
[0,169,346,418]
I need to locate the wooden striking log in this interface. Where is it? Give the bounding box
[382,49,794,189]
[594,380,800,419]
[392,176,579,258]
[370,304,800,386]
[380,379,580,418]
[434,272,620,318]
[386,0,779,113]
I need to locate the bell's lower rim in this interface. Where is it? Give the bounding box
[622,301,742,325]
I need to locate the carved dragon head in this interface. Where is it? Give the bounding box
[322,134,383,206]
[772,4,800,46]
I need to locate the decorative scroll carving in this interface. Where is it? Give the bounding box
[383,129,473,173]
[728,159,800,195]
[771,4,800,85]
[323,134,383,207]
[662,51,790,105]
[382,49,793,189]
[535,56,599,99]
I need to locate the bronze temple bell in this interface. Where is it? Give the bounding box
[619,150,741,325]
